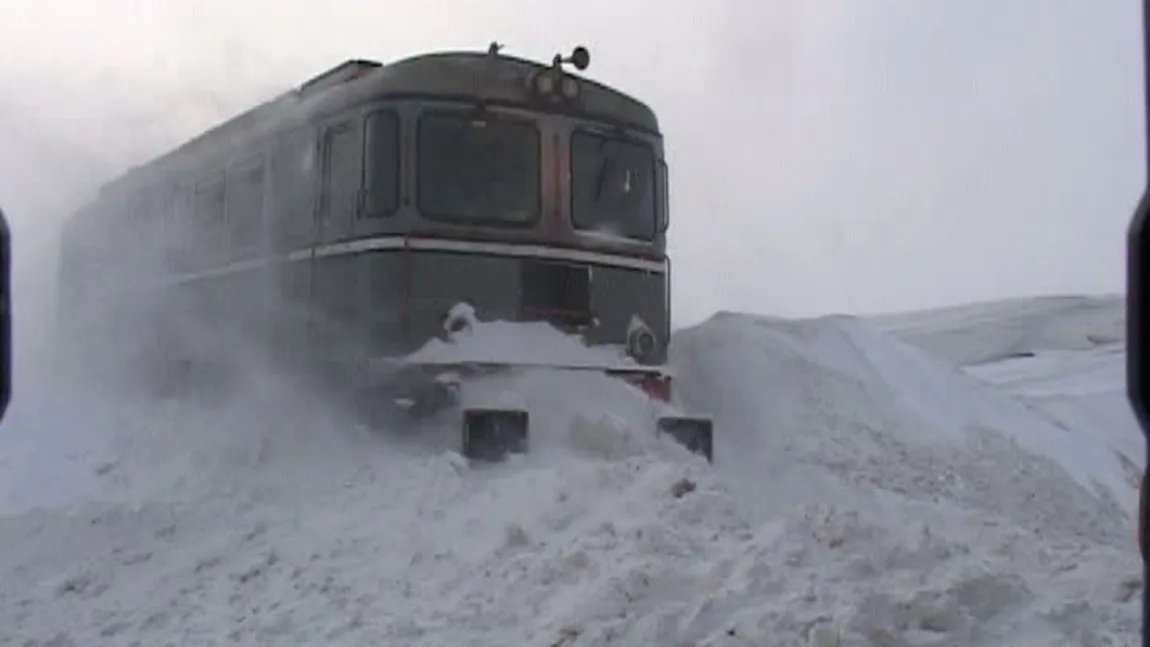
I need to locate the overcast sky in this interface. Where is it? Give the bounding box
[0,0,1142,333]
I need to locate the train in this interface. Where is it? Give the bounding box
[55,43,712,462]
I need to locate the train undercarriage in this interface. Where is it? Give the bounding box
[348,358,714,464]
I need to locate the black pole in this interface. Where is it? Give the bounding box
[1128,1,1150,645]
[0,207,9,423]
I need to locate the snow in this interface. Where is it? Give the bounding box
[398,302,646,371]
[875,293,1142,495]
[871,294,1125,367]
[671,310,1134,521]
[967,345,1143,492]
[0,295,1143,646]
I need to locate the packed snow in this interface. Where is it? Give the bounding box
[399,302,651,371]
[0,296,1142,646]
[871,294,1126,367]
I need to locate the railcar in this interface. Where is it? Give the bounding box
[56,43,712,461]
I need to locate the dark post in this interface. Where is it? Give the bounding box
[1127,1,1150,644]
[0,206,9,423]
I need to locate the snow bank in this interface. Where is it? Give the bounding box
[882,294,1142,479]
[2,453,1138,646]
[0,299,1141,646]
[968,345,1143,481]
[0,385,126,514]
[872,294,1124,367]
[671,311,1134,526]
[400,302,644,370]
[0,364,387,514]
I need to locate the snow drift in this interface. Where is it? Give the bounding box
[671,309,1134,535]
[871,294,1125,367]
[0,296,1141,646]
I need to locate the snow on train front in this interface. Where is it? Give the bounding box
[361,302,713,463]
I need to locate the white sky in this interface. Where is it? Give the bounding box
[0,0,1142,331]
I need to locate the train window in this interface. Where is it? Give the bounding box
[193,176,226,255]
[321,122,360,225]
[155,189,175,260]
[362,110,399,218]
[170,186,194,272]
[226,159,265,255]
[268,129,315,250]
[416,111,540,227]
[128,191,157,262]
[570,129,657,241]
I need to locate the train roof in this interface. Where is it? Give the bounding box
[95,46,660,202]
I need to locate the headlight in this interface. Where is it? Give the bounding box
[535,73,555,95]
[560,77,579,99]
[627,324,657,363]
[532,71,579,102]
[442,302,477,338]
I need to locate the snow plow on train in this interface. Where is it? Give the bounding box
[53,42,714,463]
[351,304,713,462]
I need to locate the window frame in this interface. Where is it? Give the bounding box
[192,172,227,256]
[569,127,660,243]
[267,126,316,251]
[414,107,543,229]
[224,155,266,255]
[360,108,401,219]
[319,120,361,225]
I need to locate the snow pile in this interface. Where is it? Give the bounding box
[0,366,384,514]
[672,310,1134,519]
[400,302,644,370]
[871,294,1124,367]
[875,294,1141,489]
[968,346,1143,482]
[0,298,1143,646]
[0,385,128,514]
[4,454,1137,646]
[878,294,1142,496]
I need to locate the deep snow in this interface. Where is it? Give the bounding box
[0,295,1142,646]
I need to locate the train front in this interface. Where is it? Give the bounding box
[379,50,669,372]
[358,45,710,461]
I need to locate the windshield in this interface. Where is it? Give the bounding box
[417,112,540,226]
[570,129,658,241]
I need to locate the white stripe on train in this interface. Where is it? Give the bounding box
[171,235,667,284]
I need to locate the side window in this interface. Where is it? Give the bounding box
[128,191,156,262]
[321,122,360,225]
[226,158,265,257]
[153,188,169,268]
[157,186,181,274]
[193,175,226,261]
[170,185,193,272]
[268,128,316,250]
[362,110,399,217]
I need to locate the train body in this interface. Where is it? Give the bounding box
[55,45,712,461]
